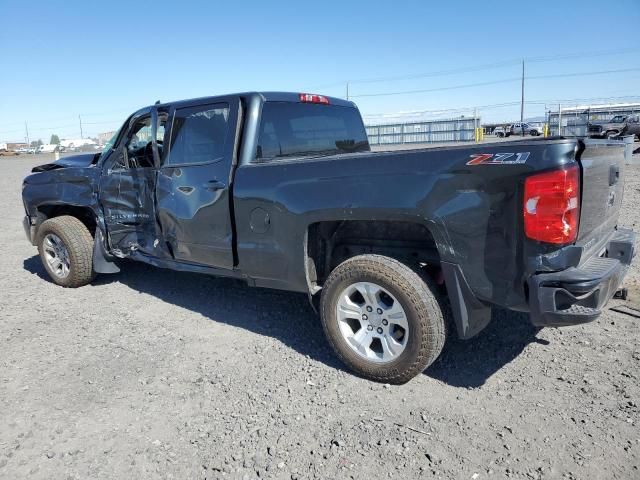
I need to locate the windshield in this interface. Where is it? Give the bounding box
[610,115,626,123]
[100,128,121,156]
[256,102,370,161]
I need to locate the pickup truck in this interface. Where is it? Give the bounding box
[495,123,543,137]
[21,92,635,384]
[588,113,640,139]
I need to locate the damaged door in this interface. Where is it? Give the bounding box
[98,109,167,256]
[155,98,239,269]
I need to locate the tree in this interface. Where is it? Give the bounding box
[50,134,60,145]
[30,139,43,147]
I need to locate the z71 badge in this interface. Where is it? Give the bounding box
[467,152,530,165]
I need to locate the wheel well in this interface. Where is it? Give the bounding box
[36,205,97,237]
[306,220,440,290]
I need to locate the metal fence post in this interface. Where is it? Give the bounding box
[558,103,562,136]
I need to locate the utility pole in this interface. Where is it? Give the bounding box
[346,81,350,101]
[24,121,30,146]
[520,59,525,137]
[79,114,83,139]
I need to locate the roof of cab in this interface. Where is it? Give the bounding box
[140,91,355,113]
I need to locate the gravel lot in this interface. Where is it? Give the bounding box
[1,152,639,480]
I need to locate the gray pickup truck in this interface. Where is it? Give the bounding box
[21,92,635,383]
[588,113,640,139]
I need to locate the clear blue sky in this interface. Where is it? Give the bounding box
[1,0,639,142]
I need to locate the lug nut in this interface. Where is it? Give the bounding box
[377,327,383,334]
[367,325,373,331]
[362,314,368,320]
[382,319,388,326]
[366,306,373,313]
[377,308,383,314]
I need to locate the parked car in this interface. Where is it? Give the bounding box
[21,92,635,383]
[528,123,545,136]
[588,114,640,139]
[493,126,508,138]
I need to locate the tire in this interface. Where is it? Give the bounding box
[37,215,96,287]
[496,132,504,138]
[320,255,446,384]
[605,130,618,138]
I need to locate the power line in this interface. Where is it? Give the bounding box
[529,67,640,80]
[525,47,640,64]
[352,78,520,98]
[346,59,521,85]
[313,47,640,89]
[361,96,640,120]
[0,123,78,135]
[351,67,640,99]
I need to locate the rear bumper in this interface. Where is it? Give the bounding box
[528,228,635,327]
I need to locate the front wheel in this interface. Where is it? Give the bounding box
[320,255,446,384]
[37,216,96,287]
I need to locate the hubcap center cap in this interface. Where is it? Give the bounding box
[369,314,383,327]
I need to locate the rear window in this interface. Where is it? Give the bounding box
[255,102,369,162]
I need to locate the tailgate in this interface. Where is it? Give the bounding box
[577,138,626,249]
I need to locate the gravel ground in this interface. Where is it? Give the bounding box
[1,153,639,480]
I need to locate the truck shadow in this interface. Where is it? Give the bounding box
[424,309,548,388]
[24,256,547,388]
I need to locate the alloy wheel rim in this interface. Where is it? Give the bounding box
[336,282,409,363]
[43,233,71,279]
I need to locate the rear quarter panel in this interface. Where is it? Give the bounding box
[233,139,578,308]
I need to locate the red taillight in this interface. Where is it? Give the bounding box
[299,93,330,104]
[523,164,580,244]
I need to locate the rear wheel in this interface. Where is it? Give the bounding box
[37,216,96,287]
[320,255,446,384]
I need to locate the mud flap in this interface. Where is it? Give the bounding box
[92,229,120,274]
[441,261,492,339]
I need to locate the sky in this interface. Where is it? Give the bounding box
[1,0,639,142]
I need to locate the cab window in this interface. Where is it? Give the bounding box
[165,104,230,166]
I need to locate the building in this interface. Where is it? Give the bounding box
[0,142,27,151]
[364,116,479,145]
[548,102,640,137]
[97,131,116,146]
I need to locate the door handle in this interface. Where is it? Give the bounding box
[204,180,226,191]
